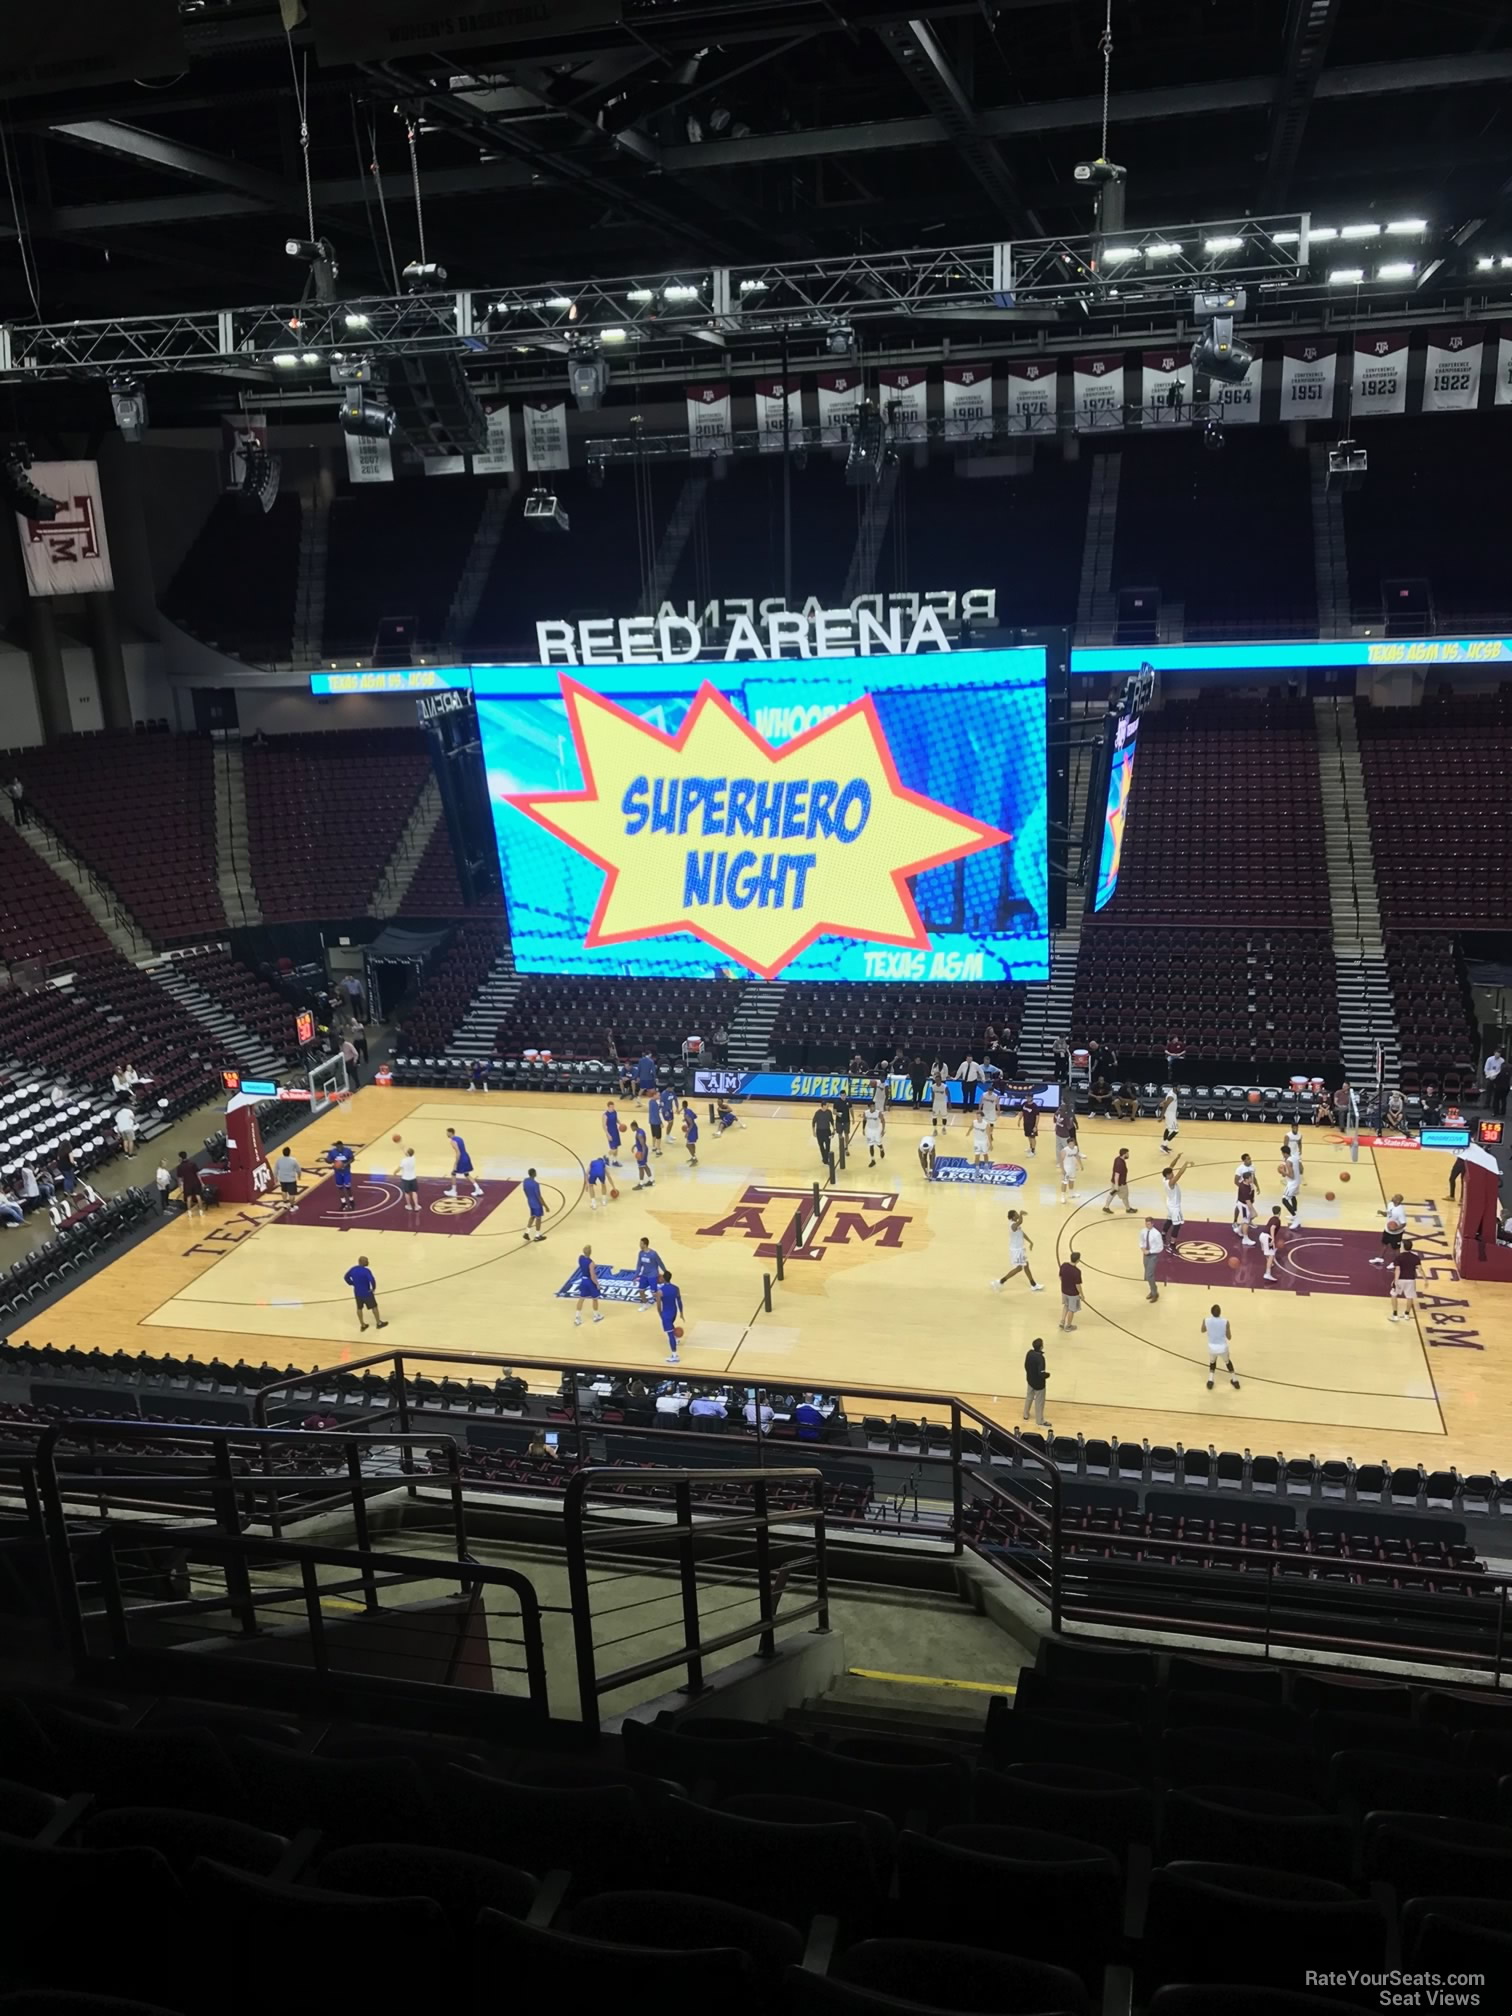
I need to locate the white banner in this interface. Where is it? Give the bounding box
[754,379,803,451]
[686,382,732,457]
[1496,324,1512,406]
[1206,355,1264,425]
[523,399,570,472]
[1278,337,1337,422]
[1142,348,1194,424]
[344,432,394,483]
[878,367,927,441]
[942,363,992,440]
[17,461,113,595]
[1006,359,1056,434]
[1073,354,1124,432]
[1422,328,1483,413]
[423,454,467,476]
[1353,331,1408,418]
[815,370,862,447]
[472,404,514,474]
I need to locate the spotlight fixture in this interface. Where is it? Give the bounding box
[569,355,609,410]
[286,235,338,304]
[1326,438,1367,492]
[524,487,570,532]
[339,389,396,439]
[1189,286,1252,384]
[109,376,148,442]
[2,444,63,523]
[826,322,854,355]
[402,260,447,291]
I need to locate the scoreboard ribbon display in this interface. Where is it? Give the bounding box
[476,649,1049,982]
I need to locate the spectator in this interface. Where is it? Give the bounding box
[1111,1083,1140,1123]
[340,972,366,1020]
[0,1184,23,1228]
[348,1016,369,1066]
[1058,1250,1083,1332]
[744,1389,775,1435]
[7,775,27,827]
[19,1162,41,1212]
[275,1150,301,1203]
[656,1384,690,1416]
[154,1158,175,1212]
[711,1024,728,1064]
[1022,1338,1048,1427]
[1486,1045,1508,1118]
[688,1390,727,1422]
[1052,1036,1070,1084]
[341,1032,361,1087]
[111,1062,140,1095]
[794,1395,825,1440]
[957,1051,983,1111]
[910,1054,929,1108]
[1383,1088,1409,1134]
[1089,1075,1112,1116]
[1164,1031,1187,1075]
[176,1148,205,1219]
[114,1101,138,1157]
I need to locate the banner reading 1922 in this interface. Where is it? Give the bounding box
[476,649,1050,985]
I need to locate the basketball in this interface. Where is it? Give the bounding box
[673,1324,684,1338]
[1325,1190,1335,1200]
[609,1185,620,1201]
[392,1135,401,1144]
[1339,1171,1350,1182]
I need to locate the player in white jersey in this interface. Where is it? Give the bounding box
[931,1072,950,1132]
[979,1084,999,1150]
[1373,1193,1408,1264]
[1059,1138,1084,1201]
[1161,1153,1192,1237]
[1159,1088,1180,1152]
[1257,1218,1278,1282]
[918,1129,937,1179]
[971,1111,990,1167]
[1202,1304,1240,1389]
[991,1210,1043,1292]
[863,1105,886,1167]
[1279,1147,1303,1222]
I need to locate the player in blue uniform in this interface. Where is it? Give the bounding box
[343,1255,387,1331]
[631,1123,653,1189]
[326,1140,356,1214]
[521,1166,546,1241]
[658,1085,675,1137]
[444,1127,482,1199]
[715,1097,741,1134]
[572,1246,603,1325]
[603,1100,623,1167]
[647,1095,664,1157]
[657,1270,684,1361]
[586,1154,610,1209]
[635,1235,663,1306]
[682,1105,699,1167]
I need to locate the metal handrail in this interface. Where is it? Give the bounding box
[564,1464,830,1735]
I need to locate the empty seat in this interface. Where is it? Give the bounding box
[1157,1785,1354,1882]
[1143,1862,1387,1996]
[897,1826,1121,1985]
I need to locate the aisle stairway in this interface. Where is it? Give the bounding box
[1314,696,1399,1087]
[146,960,285,1083]
[450,946,522,1060]
[1017,707,1097,1080]
[212,738,260,928]
[727,980,786,1070]
[370,776,446,918]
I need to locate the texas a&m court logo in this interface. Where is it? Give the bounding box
[698,1184,912,1261]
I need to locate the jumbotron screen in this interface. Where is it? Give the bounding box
[1093,709,1139,913]
[475,648,1049,983]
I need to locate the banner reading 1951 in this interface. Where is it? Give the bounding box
[476,648,1049,984]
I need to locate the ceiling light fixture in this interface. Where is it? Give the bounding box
[1385,219,1428,235]
[1203,235,1244,252]
[1377,261,1415,279]
[1328,268,1364,284]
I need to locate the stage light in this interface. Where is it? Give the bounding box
[826,322,854,354]
[286,235,338,303]
[271,351,300,369]
[1204,235,1244,252]
[402,260,447,291]
[344,311,371,330]
[1144,241,1183,258]
[1308,226,1338,242]
[1272,229,1300,243]
[626,288,655,303]
[569,355,610,409]
[1328,267,1364,284]
[1190,286,1250,384]
[1387,219,1428,235]
[299,351,320,365]
[739,279,769,294]
[663,282,700,300]
[1477,256,1495,270]
[545,296,574,312]
[1340,222,1380,239]
[1377,261,1416,279]
[599,327,629,344]
[340,390,396,438]
[110,377,148,442]
[1100,245,1139,262]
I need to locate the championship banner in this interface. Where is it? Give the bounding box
[1006,360,1056,434]
[942,363,993,441]
[754,379,803,451]
[686,382,733,457]
[472,404,515,475]
[815,371,862,447]
[1352,331,1408,418]
[1422,328,1483,413]
[1141,348,1194,424]
[878,367,927,441]
[1073,354,1125,432]
[344,432,393,483]
[1206,355,1264,425]
[524,400,570,472]
[16,461,113,596]
[1496,324,1512,407]
[1278,337,1337,421]
[423,455,467,477]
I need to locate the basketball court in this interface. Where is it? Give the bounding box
[30,1085,1510,1475]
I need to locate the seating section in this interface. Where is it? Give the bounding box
[243,729,431,921]
[1113,430,1316,640]
[323,479,484,658]
[3,1658,1512,2013]
[14,732,224,946]
[0,1191,154,1324]
[399,818,469,914]
[768,982,1024,1072]
[496,975,747,1061]
[393,922,508,1054]
[0,1072,119,1209]
[174,951,303,1059]
[1101,696,1329,924]
[1358,692,1512,929]
[0,955,218,1122]
[1342,417,1509,631]
[1384,934,1479,1088]
[1073,926,1342,1078]
[0,818,111,969]
[162,491,302,662]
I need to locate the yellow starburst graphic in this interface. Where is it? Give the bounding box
[503,677,1010,979]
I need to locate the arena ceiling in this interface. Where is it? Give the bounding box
[3,0,1512,333]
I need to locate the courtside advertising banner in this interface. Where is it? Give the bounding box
[1005,360,1056,434]
[16,461,113,595]
[815,371,862,447]
[1073,354,1124,432]
[475,646,1051,984]
[472,404,515,474]
[1207,354,1263,425]
[1141,349,1194,424]
[754,380,803,451]
[942,363,993,440]
[686,382,733,456]
[877,368,927,441]
[1278,337,1337,421]
[523,400,570,472]
[1421,328,1483,412]
[1352,331,1409,418]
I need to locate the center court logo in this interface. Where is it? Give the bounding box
[431,1195,479,1216]
[931,1156,1027,1188]
[555,1262,644,1303]
[1174,1239,1229,1266]
[698,1183,913,1261]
